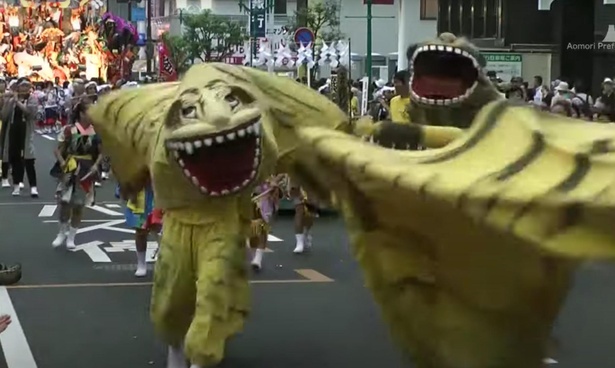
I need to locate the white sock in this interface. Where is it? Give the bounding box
[167,345,187,368]
[295,233,304,247]
[136,251,146,267]
[303,229,312,247]
[253,248,264,262]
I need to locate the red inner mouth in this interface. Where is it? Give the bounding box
[412,76,466,99]
[411,50,478,99]
[175,134,258,194]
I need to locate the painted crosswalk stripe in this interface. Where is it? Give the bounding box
[0,287,37,368]
[41,135,55,140]
[105,203,121,208]
[38,205,57,217]
[268,235,282,242]
[68,241,112,262]
[87,205,123,216]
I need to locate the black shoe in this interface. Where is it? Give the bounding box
[0,264,22,286]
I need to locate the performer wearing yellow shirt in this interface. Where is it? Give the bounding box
[389,70,410,123]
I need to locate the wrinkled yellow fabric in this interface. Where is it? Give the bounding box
[87,65,346,367]
[289,100,615,368]
[85,60,615,368]
[151,207,250,367]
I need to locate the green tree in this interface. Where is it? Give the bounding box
[182,9,249,63]
[287,2,344,44]
[161,32,190,74]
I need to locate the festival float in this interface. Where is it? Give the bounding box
[0,0,138,83]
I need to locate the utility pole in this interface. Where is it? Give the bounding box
[146,0,153,74]
[127,1,132,26]
[366,0,372,81]
[345,0,393,92]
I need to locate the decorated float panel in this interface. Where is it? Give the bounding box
[0,0,137,83]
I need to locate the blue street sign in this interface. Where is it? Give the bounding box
[136,33,146,46]
[131,7,145,22]
[294,27,314,46]
[251,9,266,38]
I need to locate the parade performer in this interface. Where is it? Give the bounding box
[87,55,615,368]
[88,66,347,367]
[118,183,162,277]
[356,32,501,150]
[248,174,284,270]
[288,182,315,254]
[51,101,101,249]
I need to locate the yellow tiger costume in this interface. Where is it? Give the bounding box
[88,59,615,368]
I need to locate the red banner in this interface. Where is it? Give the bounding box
[158,41,178,82]
[363,0,394,4]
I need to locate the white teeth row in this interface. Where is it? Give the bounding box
[409,79,478,106]
[174,138,261,197]
[411,45,480,69]
[179,167,259,196]
[166,120,261,153]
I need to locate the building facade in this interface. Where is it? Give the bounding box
[436,0,615,93]
[129,0,437,79]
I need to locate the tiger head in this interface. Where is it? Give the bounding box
[406,32,503,128]
[160,66,276,197]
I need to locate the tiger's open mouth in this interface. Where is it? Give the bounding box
[410,45,479,105]
[166,119,261,196]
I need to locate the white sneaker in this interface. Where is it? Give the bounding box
[66,227,77,250]
[101,172,109,180]
[1,179,9,188]
[52,223,68,248]
[94,181,102,187]
[18,182,24,189]
[167,345,187,368]
[293,234,305,254]
[134,251,147,277]
[134,266,147,277]
[11,185,20,196]
[30,187,38,198]
[251,249,263,271]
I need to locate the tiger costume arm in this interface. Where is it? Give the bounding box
[289,100,615,368]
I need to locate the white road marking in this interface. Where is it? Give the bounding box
[76,220,126,234]
[41,135,55,140]
[68,241,111,262]
[87,205,123,216]
[105,203,121,208]
[37,205,57,217]
[104,241,159,262]
[543,358,558,364]
[0,201,122,206]
[44,219,112,223]
[0,286,38,368]
[268,235,282,242]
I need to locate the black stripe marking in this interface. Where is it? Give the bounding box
[507,154,591,234]
[495,131,545,181]
[590,139,613,154]
[554,154,591,192]
[421,100,509,164]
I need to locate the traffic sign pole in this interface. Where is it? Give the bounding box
[294,27,314,83]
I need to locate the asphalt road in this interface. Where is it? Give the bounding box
[0,133,613,367]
